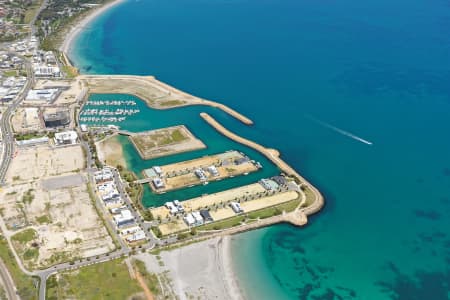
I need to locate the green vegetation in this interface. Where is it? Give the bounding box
[159,99,185,107]
[36,214,51,224]
[247,199,301,219]
[0,237,39,299]
[303,185,316,207]
[22,189,35,205]
[197,215,246,231]
[151,226,163,238]
[3,70,17,77]
[11,228,37,244]
[46,259,143,300]
[44,251,71,266]
[15,132,46,141]
[24,0,43,23]
[23,248,39,260]
[61,65,78,79]
[171,129,186,142]
[132,259,161,296]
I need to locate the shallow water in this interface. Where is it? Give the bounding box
[72,0,450,298]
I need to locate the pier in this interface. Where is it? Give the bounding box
[200,112,324,217]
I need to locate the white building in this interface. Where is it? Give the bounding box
[152,178,165,189]
[192,211,204,226]
[125,230,146,242]
[54,131,78,145]
[230,202,244,214]
[113,210,135,227]
[183,213,195,226]
[25,88,59,103]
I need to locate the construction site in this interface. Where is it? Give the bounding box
[0,143,114,270]
[142,150,261,193]
[153,176,302,236]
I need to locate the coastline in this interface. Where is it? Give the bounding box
[149,236,244,300]
[60,0,125,55]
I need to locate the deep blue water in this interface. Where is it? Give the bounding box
[71,0,450,299]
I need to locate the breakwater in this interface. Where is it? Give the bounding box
[200,112,324,217]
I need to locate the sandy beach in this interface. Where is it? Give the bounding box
[136,236,244,300]
[60,0,125,55]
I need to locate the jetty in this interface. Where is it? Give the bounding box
[200,112,324,217]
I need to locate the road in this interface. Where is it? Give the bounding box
[0,259,19,300]
[0,58,34,184]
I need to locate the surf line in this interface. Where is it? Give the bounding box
[305,115,373,146]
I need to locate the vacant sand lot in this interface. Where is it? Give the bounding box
[96,134,126,167]
[11,107,43,133]
[6,144,85,182]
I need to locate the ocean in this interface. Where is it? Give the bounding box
[70,0,450,299]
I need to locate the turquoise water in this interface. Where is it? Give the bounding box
[71,0,450,299]
[83,93,278,206]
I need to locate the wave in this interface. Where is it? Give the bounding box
[305,115,373,146]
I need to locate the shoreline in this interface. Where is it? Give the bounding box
[59,0,125,55]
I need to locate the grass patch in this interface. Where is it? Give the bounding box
[36,215,51,224]
[15,132,46,141]
[22,189,35,205]
[133,259,161,296]
[159,99,185,107]
[11,228,37,244]
[197,215,245,231]
[303,186,316,207]
[61,65,78,79]
[3,70,17,77]
[24,0,43,23]
[0,237,39,299]
[247,198,301,219]
[171,129,186,142]
[23,248,39,260]
[46,259,143,300]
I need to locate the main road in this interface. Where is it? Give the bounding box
[0,57,34,184]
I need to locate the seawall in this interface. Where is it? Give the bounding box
[200,112,324,217]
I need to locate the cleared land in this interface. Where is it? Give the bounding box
[3,178,115,269]
[144,151,259,193]
[11,107,43,133]
[130,125,206,160]
[46,259,145,300]
[1,145,113,269]
[5,144,85,182]
[34,79,85,105]
[96,134,127,167]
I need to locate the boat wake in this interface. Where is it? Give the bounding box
[305,115,373,146]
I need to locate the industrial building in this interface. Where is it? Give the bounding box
[43,109,70,128]
[25,88,59,103]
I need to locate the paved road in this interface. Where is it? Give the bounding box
[0,259,19,300]
[0,57,33,184]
